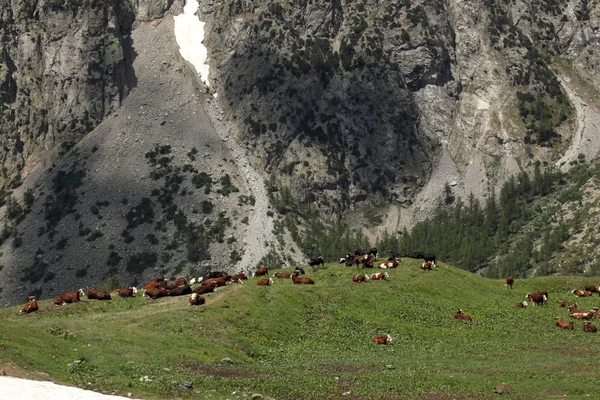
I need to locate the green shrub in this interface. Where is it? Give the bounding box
[126,252,158,274]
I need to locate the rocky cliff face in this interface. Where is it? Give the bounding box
[0,0,139,190]
[0,0,598,306]
[201,0,599,228]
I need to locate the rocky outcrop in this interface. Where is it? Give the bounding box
[201,0,599,228]
[0,0,184,191]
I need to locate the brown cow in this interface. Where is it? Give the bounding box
[505,276,514,289]
[454,309,472,321]
[370,272,389,280]
[584,285,600,293]
[584,321,597,333]
[555,317,574,330]
[253,266,269,277]
[86,287,112,300]
[21,296,38,313]
[189,293,206,306]
[371,335,392,344]
[515,300,528,308]
[526,291,547,306]
[143,279,168,290]
[257,278,273,286]
[143,287,169,299]
[559,300,577,308]
[168,284,192,296]
[202,275,231,287]
[171,276,188,287]
[378,258,400,269]
[291,274,315,285]
[53,289,84,305]
[192,281,218,295]
[352,274,369,283]
[113,287,138,298]
[273,271,297,279]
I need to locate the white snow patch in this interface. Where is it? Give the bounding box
[174,0,210,87]
[0,376,143,399]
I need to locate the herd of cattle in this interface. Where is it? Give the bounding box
[18,249,440,344]
[21,250,600,338]
[498,276,600,333]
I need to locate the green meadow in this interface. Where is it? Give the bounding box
[2,260,600,399]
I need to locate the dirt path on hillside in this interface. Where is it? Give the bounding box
[554,73,600,171]
[203,99,276,269]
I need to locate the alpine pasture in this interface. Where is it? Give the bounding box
[2,259,600,399]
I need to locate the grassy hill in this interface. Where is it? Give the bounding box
[2,260,600,399]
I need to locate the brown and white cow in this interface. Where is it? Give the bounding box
[515,300,528,308]
[253,266,269,277]
[354,254,374,268]
[143,280,168,290]
[202,275,231,287]
[189,293,206,306]
[232,271,248,281]
[352,274,369,283]
[291,274,315,285]
[257,278,273,286]
[143,287,169,299]
[559,300,578,308]
[526,291,548,306]
[371,335,392,344]
[505,276,514,289]
[568,306,593,320]
[21,296,38,313]
[453,309,472,321]
[584,321,598,333]
[53,289,84,305]
[420,262,434,271]
[370,272,389,280]
[113,287,138,298]
[273,271,297,279]
[143,277,168,290]
[572,289,593,297]
[555,317,574,330]
[378,259,400,269]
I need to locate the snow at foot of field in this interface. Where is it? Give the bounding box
[0,376,142,400]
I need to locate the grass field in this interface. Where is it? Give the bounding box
[2,260,600,399]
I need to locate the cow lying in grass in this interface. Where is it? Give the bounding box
[53,289,84,305]
[454,309,472,321]
[371,335,392,344]
[555,317,573,330]
[21,296,38,313]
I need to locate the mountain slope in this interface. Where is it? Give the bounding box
[0,16,295,307]
[0,1,599,305]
